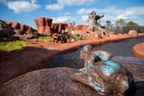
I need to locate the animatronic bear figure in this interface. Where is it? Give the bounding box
[53,30,71,43]
[71,45,136,96]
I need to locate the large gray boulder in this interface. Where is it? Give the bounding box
[0,56,144,96]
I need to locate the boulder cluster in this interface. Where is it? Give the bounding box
[0,20,38,40]
[6,22,35,35]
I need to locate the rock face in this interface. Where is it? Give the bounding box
[67,25,75,34]
[51,23,68,33]
[128,30,138,36]
[6,22,36,35]
[0,20,15,37]
[51,23,59,33]
[74,25,88,31]
[34,17,53,35]
[34,17,68,35]
[0,20,39,40]
[74,25,88,34]
[0,56,144,96]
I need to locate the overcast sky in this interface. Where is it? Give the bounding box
[0,0,144,28]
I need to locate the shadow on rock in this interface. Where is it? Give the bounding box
[134,81,144,96]
[0,46,60,85]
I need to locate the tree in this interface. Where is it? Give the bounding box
[106,21,111,26]
[106,21,111,30]
[127,21,138,26]
[116,19,126,26]
[70,21,76,26]
[69,21,76,31]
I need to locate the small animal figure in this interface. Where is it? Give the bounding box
[71,45,136,96]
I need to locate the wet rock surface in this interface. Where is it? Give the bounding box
[0,56,144,96]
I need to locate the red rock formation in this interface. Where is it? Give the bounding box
[66,25,88,34]
[74,25,88,31]
[6,22,12,27]
[12,22,20,29]
[20,24,27,32]
[58,23,68,33]
[34,17,53,35]
[34,17,69,35]
[68,25,74,34]
[72,25,88,34]
[51,23,68,33]
[26,27,33,35]
[51,23,59,33]
[6,22,35,35]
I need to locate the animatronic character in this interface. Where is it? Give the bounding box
[86,11,110,37]
[87,11,104,33]
[53,33,61,43]
[61,30,68,43]
[71,45,136,96]
[61,30,71,43]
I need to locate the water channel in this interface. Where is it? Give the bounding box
[45,37,144,69]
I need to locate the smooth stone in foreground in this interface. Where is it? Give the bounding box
[0,56,144,96]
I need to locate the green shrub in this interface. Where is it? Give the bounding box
[38,36,53,42]
[0,40,27,52]
[75,34,82,40]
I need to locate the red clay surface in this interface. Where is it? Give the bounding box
[132,42,144,58]
[0,33,144,85]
